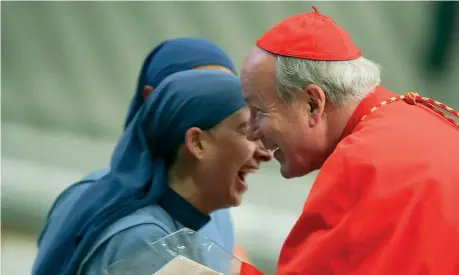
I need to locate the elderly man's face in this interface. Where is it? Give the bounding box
[241,47,328,178]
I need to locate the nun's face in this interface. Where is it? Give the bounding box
[196,107,272,208]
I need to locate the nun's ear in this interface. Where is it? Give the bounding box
[143,85,155,100]
[184,127,205,160]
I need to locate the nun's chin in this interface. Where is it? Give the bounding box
[228,193,243,208]
[228,178,247,207]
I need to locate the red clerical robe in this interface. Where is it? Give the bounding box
[277,86,459,275]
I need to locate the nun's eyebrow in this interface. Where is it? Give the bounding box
[237,121,247,131]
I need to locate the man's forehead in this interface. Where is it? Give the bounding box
[241,48,277,104]
[243,47,271,67]
[242,89,255,103]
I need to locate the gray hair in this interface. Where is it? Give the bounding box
[275,56,382,105]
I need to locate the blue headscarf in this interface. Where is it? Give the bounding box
[39,37,236,226]
[32,70,246,275]
[124,37,237,129]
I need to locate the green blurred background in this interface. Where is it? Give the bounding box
[2,2,458,275]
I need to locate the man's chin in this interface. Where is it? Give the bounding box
[280,162,313,179]
[280,163,296,179]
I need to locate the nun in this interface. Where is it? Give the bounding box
[33,70,270,275]
[33,38,269,274]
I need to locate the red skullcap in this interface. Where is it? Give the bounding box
[256,6,362,61]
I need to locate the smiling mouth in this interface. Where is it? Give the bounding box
[237,166,258,182]
[238,171,247,182]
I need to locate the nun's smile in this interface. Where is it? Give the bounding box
[237,164,260,191]
[157,70,272,215]
[189,107,272,210]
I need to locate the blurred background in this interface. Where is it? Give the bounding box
[1,1,458,275]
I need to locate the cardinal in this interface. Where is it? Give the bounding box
[241,6,459,275]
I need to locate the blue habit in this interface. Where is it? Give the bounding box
[33,38,239,275]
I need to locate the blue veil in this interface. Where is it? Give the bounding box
[32,70,246,275]
[40,37,236,225]
[124,37,237,129]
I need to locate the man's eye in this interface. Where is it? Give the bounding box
[255,108,264,117]
[252,106,262,113]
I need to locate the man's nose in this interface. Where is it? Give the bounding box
[245,122,263,141]
[253,140,273,163]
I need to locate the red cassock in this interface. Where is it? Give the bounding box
[277,86,459,275]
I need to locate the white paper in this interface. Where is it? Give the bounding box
[105,228,250,275]
[154,255,223,275]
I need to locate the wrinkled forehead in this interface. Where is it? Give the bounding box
[241,47,277,105]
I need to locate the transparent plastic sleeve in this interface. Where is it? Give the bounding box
[104,228,263,275]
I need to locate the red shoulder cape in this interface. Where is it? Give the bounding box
[278,87,459,275]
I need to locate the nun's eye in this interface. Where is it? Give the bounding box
[242,125,250,135]
[237,123,248,135]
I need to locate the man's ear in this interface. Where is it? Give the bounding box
[184,127,206,160]
[143,85,154,100]
[300,84,327,126]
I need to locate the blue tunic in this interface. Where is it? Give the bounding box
[36,168,234,275]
